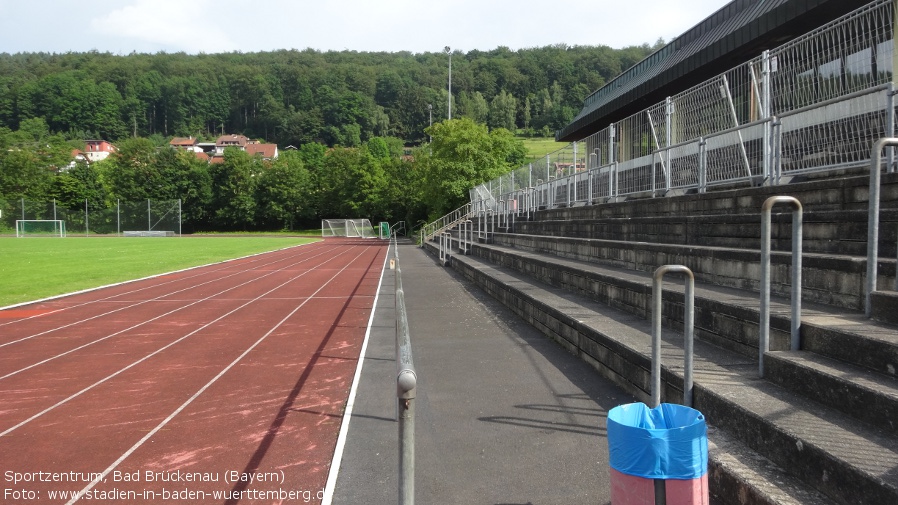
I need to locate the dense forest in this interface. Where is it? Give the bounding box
[0,43,659,231]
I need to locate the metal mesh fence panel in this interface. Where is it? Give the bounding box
[768,0,893,116]
[617,155,655,196]
[777,85,890,176]
[584,127,613,168]
[705,121,768,185]
[664,140,702,191]
[590,165,615,200]
[617,111,655,163]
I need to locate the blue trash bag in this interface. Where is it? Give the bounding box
[607,402,708,480]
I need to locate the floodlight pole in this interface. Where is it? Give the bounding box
[445,46,452,120]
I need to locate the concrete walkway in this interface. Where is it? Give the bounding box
[331,241,635,504]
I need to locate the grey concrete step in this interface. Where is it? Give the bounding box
[427,244,898,505]
[871,290,898,325]
[514,208,898,258]
[765,350,898,434]
[486,230,896,311]
[532,171,898,219]
[455,238,898,376]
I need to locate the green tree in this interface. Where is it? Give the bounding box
[51,160,107,211]
[256,151,312,230]
[100,137,163,200]
[153,147,212,232]
[209,147,259,230]
[416,118,526,217]
[488,90,517,131]
[458,91,489,124]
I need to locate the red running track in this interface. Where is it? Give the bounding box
[0,238,387,504]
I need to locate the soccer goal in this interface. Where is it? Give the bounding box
[16,219,67,237]
[321,219,377,238]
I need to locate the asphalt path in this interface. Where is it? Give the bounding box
[331,241,635,505]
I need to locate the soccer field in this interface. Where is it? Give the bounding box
[0,236,319,307]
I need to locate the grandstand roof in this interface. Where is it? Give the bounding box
[557,0,868,142]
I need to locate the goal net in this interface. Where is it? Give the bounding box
[16,219,67,237]
[321,219,377,238]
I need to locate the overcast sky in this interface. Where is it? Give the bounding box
[1,0,732,55]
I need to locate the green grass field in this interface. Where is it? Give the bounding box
[521,137,568,161]
[0,236,319,307]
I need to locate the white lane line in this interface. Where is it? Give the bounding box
[65,246,374,505]
[0,245,360,436]
[321,241,391,505]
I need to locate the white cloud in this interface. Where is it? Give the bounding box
[1,0,732,55]
[89,0,237,53]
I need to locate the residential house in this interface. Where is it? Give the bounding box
[215,134,249,155]
[245,142,278,160]
[211,134,278,161]
[83,140,116,162]
[169,137,202,152]
[63,149,91,171]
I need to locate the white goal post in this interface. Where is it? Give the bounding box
[321,219,377,238]
[16,220,67,237]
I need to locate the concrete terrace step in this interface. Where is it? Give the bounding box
[514,208,898,259]
[486,230,896,311]
[871,290,898,325]
[443,236,898,433]
[461,239,898,370]
[765,350,898,434]
[532,171,898,219]
[428,245,898,505]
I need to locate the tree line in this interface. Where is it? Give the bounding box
[0,43,661,231]
[0,44,659,146]
[0,117,525,232]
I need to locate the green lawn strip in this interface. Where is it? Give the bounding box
[521,137,568,160]
[0,236,319,307]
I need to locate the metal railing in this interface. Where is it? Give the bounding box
[458,220,473,255]
[392,234,417,505]
[438,232,451,266]
[759,196,803,378]
[420,203,473,244]
[469,0,896,220]
[651,265,696,409]
[866,138,898,317]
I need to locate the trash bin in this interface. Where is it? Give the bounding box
[607,402,709,505]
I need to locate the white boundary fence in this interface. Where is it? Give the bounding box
[468,0,897,218]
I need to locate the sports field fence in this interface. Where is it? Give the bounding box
[0,198,181,237]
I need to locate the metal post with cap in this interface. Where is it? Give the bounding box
[394,244,417,505]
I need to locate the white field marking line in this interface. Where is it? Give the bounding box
[66,245,374,505]
[0,244,345,380]
[0,240,320,321]
[321,241,391,505]
[0,243,334,350]
[0,244,363,438]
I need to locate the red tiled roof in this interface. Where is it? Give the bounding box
[245,143,277,159]
[170,137,198,147]
[215,134,249,147]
